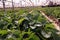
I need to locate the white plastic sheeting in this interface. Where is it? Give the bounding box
[39,0,60,6]
[0,0,60,8]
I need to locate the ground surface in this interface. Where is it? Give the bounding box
[40,11,60,31]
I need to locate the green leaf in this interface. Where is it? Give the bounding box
[18,18,25,25]
[0,30,8,36]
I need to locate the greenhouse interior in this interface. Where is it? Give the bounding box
[0,0,60,40]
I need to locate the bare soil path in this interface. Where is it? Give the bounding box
[40,11,60,31]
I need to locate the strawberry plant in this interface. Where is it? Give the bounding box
[0,9,60,40]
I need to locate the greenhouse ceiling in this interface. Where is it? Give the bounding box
[0,0,60,8]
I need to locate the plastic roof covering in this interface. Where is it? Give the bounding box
[0,0,60,8]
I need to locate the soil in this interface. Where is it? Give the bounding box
[40,11,60,31]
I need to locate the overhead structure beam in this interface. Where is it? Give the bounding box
[12,0,14,11]
[29,0,34,6]
[2,0,5,12]
[22,0,30,6]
